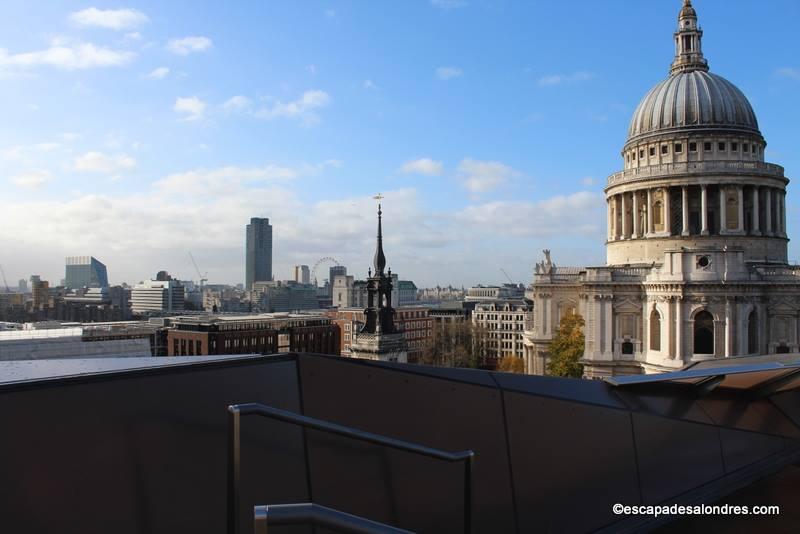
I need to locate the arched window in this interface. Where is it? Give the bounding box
[694,310,714,355]
[621,341,634,355]
[747,310,758,354]
[649,309,661,351]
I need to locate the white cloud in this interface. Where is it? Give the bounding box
[537,71,592,86]
[436,66,463,80]
[255,90,331,125]
[124,32,142,42]
[776,67,800,80]
[400,158,443,176]
[69,8,149,30]
[174,96,207,121]
[10,169,53,189]
[146,66,170,79]
[0,42,135,71]
[74,152,136,173]
[167,36,213,56]
[457,158,517,193]
[431,0,467,9]
[222,95,253,113]
[455,192,604,237]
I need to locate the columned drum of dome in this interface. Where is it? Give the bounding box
[604,0,789,266]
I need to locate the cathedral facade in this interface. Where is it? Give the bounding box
[523,0,800,378]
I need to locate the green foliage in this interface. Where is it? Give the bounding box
[547,313,585,378]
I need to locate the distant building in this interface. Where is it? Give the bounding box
[394,306,433,363]
[465,284,525,302]
[65,256,109,289]
[17,279,27,292]
[245,217,273,289]
[166,313,339,356]
[473,299,533,367]
[131,275,185,313]
[0,323,154,361]
[251,281,319,312]
[30,276,50,310]
[293,265,310,285]
[329,265,347,297]
[396,280,418,306]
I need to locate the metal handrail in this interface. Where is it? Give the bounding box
[228,402,475,534]
[254,503,414,534]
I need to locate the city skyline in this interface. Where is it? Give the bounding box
[1,1,799,286]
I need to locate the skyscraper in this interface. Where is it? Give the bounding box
[293,265,310,284]
[245,217,273,290]
[65,256,109,289]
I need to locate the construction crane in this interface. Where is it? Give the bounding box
[188,252,208,293]
[500,268,516,285]
[0,264,9,292]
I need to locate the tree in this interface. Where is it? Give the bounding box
[497,355,526,374]
[420,320,483,369]
[547,313,585,378]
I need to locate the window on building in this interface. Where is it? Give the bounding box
[674,143,682,153]
[649,310,661,351]
[704,141,712,151]
[731,142,738,151]
[747,310,758,354]
[649,146,656,157]
[689,142,697,152]
[718,142,726,151]
[639,149,645,159]
[661,144,668,155]
[743,143,749,153]
[632,151,636,160]
[694,310,715,354]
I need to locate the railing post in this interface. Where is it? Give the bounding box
[228,406,241,534]
[464,452,474,534]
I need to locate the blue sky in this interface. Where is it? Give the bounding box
[1,0,799,287]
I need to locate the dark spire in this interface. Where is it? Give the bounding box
[373,203,386,275]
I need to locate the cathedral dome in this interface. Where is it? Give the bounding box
[627,70,760,143]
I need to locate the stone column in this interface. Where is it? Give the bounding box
[664,298,673,358]
[719,186,728,234]
[700,185,709,235]
[724,297,732,358]
[604,297,613,355]
[675,297,683,360]
[765,187,773,235]
[752,186,761,235]
[647,188,653,236]
[621,193,629,239]
[607,197,613,241]
[681,186,689,236]
[780,190,786,237]
[632,190,640,238]
[737,185,744,233]
[664,187,672,235]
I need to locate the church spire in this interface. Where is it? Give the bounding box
[373,198,386,275]
[670,0,708,75]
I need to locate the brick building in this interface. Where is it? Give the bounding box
[330,306,432,363]
[166,313,339,357]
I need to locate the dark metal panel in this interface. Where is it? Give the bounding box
[503,391,640,533]
[632,413,724,504]
[494,372,629,409]
[613,389,716,424]
[769,389,800,428]
[718,428,786,473]
[298,354,514,534]
[308,353,499,387]
[0,358,307,534]
[697,395,800,439]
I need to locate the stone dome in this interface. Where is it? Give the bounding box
[627,70,760,143]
